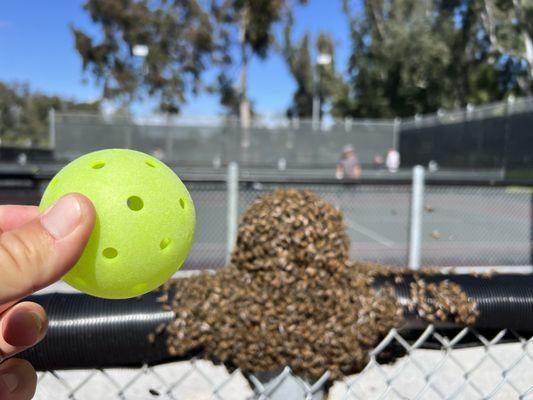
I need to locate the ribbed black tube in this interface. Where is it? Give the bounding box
[20,273,533,370]
[375,273,533,331]
[19,291,175,370]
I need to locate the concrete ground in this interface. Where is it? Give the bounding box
[33,341,533,399]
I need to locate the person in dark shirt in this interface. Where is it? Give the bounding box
[336,144,362,179]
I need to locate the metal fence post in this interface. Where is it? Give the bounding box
[502,96,515,179]
[125,126,132,149]
[226,162,239,263]
[48,108,56,149]
[165,129,174,161]
[466,103,474,120]
[408,165,425,269]
[392,117,400,150]
[344,117,352,132]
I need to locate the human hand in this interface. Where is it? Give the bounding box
[0,194,95,399]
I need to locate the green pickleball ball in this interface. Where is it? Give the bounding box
[40,149,195,299]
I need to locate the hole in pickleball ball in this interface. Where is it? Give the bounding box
[91,161,105,169]
[103,247,118,259]
[145,160,156,168]
[160,238,171,250]
[127,196,144,211]
[179,198,185,209]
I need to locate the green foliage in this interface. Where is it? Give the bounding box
[73,0,215,114]
[73,0,533,119]
[283,12,348,118]
[340,0,533,118]
[0,81,99,146]
[231,0,284,58]
[212,0,295,116]
[315,33,352,118]
[283,11,313,117]
[74,0,299,115]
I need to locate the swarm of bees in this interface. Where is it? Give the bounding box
[408,278,478,325]
[157,189,478,380]
[231,189,350,273]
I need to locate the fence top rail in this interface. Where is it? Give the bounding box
[54,112,397,129]
[0,163,531,187]
[53,96,533,129]
[401,96,533,127]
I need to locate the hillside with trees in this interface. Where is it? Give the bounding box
[0,81,99,146]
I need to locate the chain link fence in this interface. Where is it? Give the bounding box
[400,97,533,129]
[399,97,533,175]
[186,177,532,270]
[183,181,228,270]
[52,113,397,169]
[0,175,530,270]
[49,96,533,173]
[421,186,532,267]
[237,182,412,266]
[34,325,533,399]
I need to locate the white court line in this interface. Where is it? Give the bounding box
[440,265,533,274]
[345,220,395,248]
[36,265,533,295]
[37,269,217,294]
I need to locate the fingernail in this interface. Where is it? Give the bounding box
[41,195,82,239]
[31,312,43,334]
[0,373,18,393]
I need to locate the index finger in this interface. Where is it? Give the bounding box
[0,207,40,311]
[0,205,40,233]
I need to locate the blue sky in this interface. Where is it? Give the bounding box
[0,0,352,115]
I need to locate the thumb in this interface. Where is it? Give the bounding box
[0,194,95,303]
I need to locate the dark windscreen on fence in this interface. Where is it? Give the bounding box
[400,111,533,179]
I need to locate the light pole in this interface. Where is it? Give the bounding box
[130,44,150,149]
[133,44,149,75]
[312,52,332,130]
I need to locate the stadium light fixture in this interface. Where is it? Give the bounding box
[316,53,332,66]
[133,44,149,57]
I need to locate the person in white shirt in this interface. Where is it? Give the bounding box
[386,148,400,173]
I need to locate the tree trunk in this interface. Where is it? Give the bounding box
[513,0,533,94]
[483,0,533,95]
[239,8,251,148]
